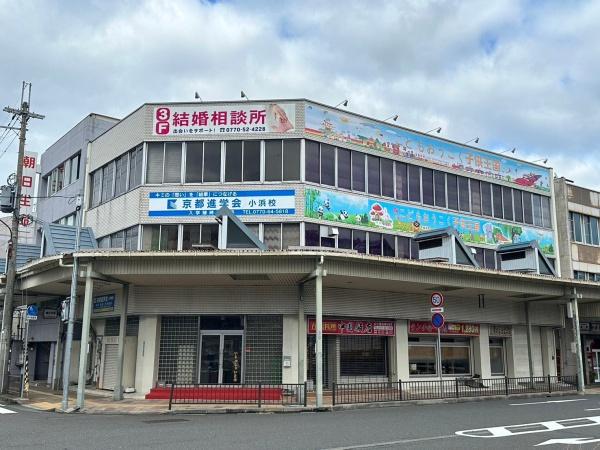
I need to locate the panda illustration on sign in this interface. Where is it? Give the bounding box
[338,210,349,221]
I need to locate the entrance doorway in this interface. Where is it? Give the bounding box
[199,333,243,384]
[34,342,52,381]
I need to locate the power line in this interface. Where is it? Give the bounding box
[0,131,18,160]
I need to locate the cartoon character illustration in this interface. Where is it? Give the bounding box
[267,104,294,133]
[339,210,349,221]
[370,203,385,222]
[323,197,330,210]
[494,230,511,244]
[412,221,421,232]
[356,215,362,224]
[317,205,324,219]
[515,173,541,187]
[483,223,494,243]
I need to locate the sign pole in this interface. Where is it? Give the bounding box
[437,327,442,382]
[20,315,29,399]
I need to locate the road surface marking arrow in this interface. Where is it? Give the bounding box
[536,437,600,446]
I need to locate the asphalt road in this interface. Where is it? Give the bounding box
[4,395,600,449]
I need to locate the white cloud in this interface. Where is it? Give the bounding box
[0,0,598,190]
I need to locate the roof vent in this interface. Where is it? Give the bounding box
[496,241,556,276]
[413,227,479,267]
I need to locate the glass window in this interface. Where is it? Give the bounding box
[265,140,282,182]
[409,344,436,375]
[305,222,320,246]
[282,223,300,249]
[56,164,65,192]
[225,141,243,182]
[447,174,458,211]
[337,148,351,190]
[395,162,408,200]
[397,236,410,259]
[114,153,128,196]
[458,176,470,212]
[146,142,164,183]
[422,168,434,206]
[185,142,203,183]
[523,191,533,224]
[131,146,143,189]
[381,158,394,198]
[489,339,505,376]
[339,336,387,376]
[367,155,381,195]
[101,163,114,203]
[410,238,419,260]
[124,226,138,251]
[583,215,592,244]
[142,225,161,251]
[201,224,219,248]
[283,139,301,181]
[532,194,542,227]
[470,179,481,215]
[182,224,201,250]
[164,142,182,183]
[70,153,80,183]
[263,223,282,250]
[502,186,513,221]
[591,217,600,246]
[481,181,492,216]
[434,171,446,208]
[203,141,221,182]
[352,151,365,192]
[492,184,503,219]
[513,190,523,223]
[98,236,110,248]
[352,229,367,254]
[338,227,352,249]
[160,225,178,250]
[91,170,101,207]
[541,196,552,228]
[243,140,261,181]
[305,140,320,183]
[441,344,470,375]
[111,231,124,249]
[484,249,496,269]
[408,165,421,202]
[320,144,335,186]
[368,232,382,255]
[472,247,484,267]
[382,234,395,257]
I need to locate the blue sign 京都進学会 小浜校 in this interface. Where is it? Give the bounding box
[148,190,296,217]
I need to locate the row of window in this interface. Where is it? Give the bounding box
[97,226,139,251]
[90,145,143,207]
[46,153,81,196]
[305,141,552,228]
[55,212,77,226]
[570,212,600,246]
[574,271,600,282]
[408,337,505,377]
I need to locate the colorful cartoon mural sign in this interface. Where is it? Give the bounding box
[305,103,551,192]
[305,187,555,256]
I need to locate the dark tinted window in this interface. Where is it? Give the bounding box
[382,234,395,257]
[513,190,523,222]
[225,140,242,182]
[470,179,481,215]
[265,140,282,181]
[447,174,458,211]
[492,184,503,219]
[320,144,336,186]
[367,156,381,195]
[186,142,203,183]
[338,228,352,249]
[532,194,542,227]
[283,140,301,181]
[353,230,367,254]
[481,181,492,216]
[434,171,446,208]
[243,141,261,181]
[305,140,320,183]
[422,168,434,206]
[397,236,410,259]
[368,232,382,255]
[541,196,551,228]
[381,158,394,198]
[502,187,513,221]
[523,191,533,224]
[203,141,221,182]
[484,249,496,269]
[395,162,408,200]
[337,148,351,190]
[304,223,319,246]
[408,165,421,202]
[352,151,365,192]
[458,176,470,212]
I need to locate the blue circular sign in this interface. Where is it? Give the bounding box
[27,305,38,317]
[431,312,445,329]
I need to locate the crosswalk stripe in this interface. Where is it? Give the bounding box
[0,406,16,414]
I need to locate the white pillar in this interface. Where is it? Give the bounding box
[473,324,491,379]
[571,294,585,392]
[394,320,410,381]
[76,264,94,409]
[282,315,299,384]
[297,286,306,384]
[135,315,160,395]
[525,303,535,377]
[315,266,323,408]
[541,327,557,376]
[113,284,129,401]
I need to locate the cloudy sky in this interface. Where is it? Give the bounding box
[0,0,599,190]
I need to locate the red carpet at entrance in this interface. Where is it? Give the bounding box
[145,386,283,401]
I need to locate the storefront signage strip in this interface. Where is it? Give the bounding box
[93,294,115,313]
[305,103,551,192]
[148,189,296,217]
[308,318,395,336]
[409,320,480,336]
[305,187,556,256]
[153,103,296,136]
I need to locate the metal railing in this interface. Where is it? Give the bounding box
[332,375,577,405]
[168,382,307,410]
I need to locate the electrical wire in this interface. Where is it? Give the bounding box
[0,132,18,160]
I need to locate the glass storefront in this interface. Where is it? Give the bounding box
[408,336,472,377]
[489,338,506,376]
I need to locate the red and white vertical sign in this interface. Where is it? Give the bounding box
[18,151,38,243]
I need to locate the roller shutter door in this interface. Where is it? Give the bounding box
[102,344,119,390]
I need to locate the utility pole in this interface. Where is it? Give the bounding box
[0,82,44,394]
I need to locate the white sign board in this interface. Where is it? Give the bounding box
[18,151,38,244]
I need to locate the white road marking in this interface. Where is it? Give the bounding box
[585,408,600,411]
[536,437,600,446]
[456,415,600,438]
[0,406,16,414]
[509,399,587,406]
[321,434,457,449]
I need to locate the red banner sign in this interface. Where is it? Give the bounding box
[308,318,395,336]
[409,320,480,336]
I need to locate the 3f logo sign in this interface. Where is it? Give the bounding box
[155,108,171,135]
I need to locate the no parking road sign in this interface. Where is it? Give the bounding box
[431,312,445,329]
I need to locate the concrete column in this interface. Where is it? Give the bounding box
[473,324,491,378]
[540,327,557,376]
[282,315,299,384]
[394,320,410,381]
[571,294,585,392]
[315,265,323,408]
[113,284,129,401]
[76,264,94,409]
[48,342,56,385]
[297,285,306,384]
[525,303,535,378]
[135,315,160,395]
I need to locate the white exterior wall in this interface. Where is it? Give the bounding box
[134,315,160,395]
[282,315,299,384]
[473,324,491,378]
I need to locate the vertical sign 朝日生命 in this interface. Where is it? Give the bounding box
[19,152,38,244]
